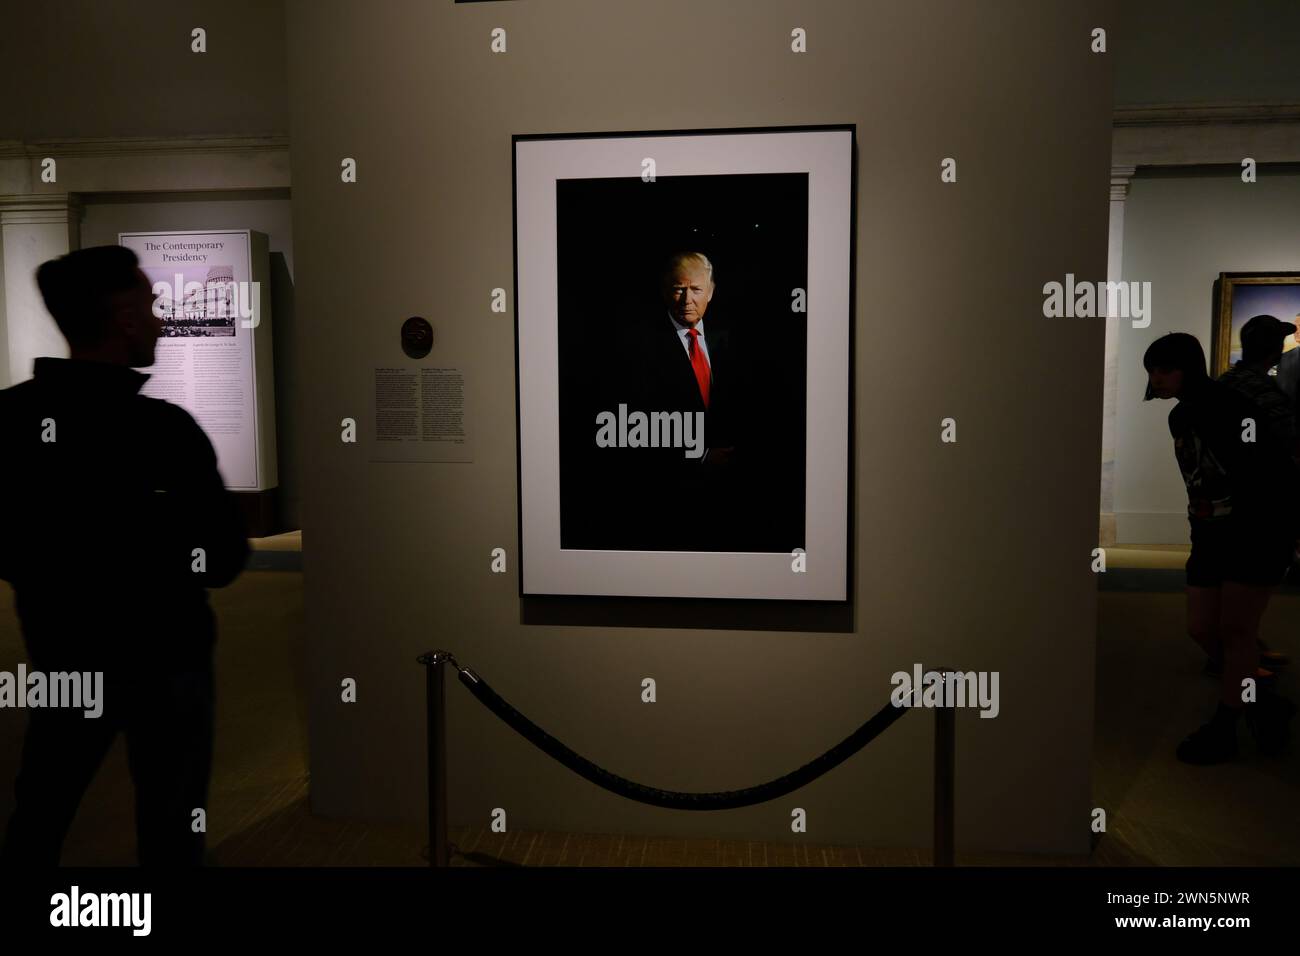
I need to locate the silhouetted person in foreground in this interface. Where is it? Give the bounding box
[0,246,248,865]
[1144,332,1296,764]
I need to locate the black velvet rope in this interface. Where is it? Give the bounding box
[456,667,913,811]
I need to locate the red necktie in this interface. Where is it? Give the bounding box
[686,328,710,408]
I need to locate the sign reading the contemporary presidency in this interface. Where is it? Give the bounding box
[118,230,278,492]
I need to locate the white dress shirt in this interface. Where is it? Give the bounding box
[667,311,712,367]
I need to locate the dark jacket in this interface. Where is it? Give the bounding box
[581,309,749,550]
[612,308,739,451]
[0,358,248,671]
[1168,377,1299,534]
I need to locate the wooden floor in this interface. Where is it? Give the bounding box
[1,571,1297,867]
[225,820,1088,867]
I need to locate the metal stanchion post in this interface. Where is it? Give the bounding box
[419,651,450,867]
[933,679,956,867]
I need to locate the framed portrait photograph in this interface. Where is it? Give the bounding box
[1211,272,1300,377]
[514,125,853,600]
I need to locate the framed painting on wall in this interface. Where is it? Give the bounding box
[513,125,854,600]
[1211,272,1300,377]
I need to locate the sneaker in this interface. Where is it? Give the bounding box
[1245,695,1296,756]
[1176,712,1239,765]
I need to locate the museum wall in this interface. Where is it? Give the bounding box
[1114,168,1300,544]
[1114,0,1300,107]
[0,0,288,141]
[287,0,1112,853]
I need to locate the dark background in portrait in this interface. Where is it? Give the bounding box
[556,172,808,552]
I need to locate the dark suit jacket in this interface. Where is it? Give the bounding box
[562,301,805,552]
[577,308,750,550]
[612,308,738,452]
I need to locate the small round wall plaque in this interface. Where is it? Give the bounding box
[401,316,433,359]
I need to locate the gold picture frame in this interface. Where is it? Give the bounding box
[1211,272,1300,377]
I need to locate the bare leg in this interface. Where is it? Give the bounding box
[1186,585,1221,660]
[1218,582,1273,708]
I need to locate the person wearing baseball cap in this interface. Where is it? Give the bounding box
[1241,313,1297,346]
[1144,332,1297,763]
[1218,315,1299,677]
[1221,314,1298,457]
[1238,313,1296,372]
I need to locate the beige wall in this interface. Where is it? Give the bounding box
[1115,0,1300,107]
[288,0,1112,853]
[0,0,287,141]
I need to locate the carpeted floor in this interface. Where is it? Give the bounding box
[0,564,1296,866]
